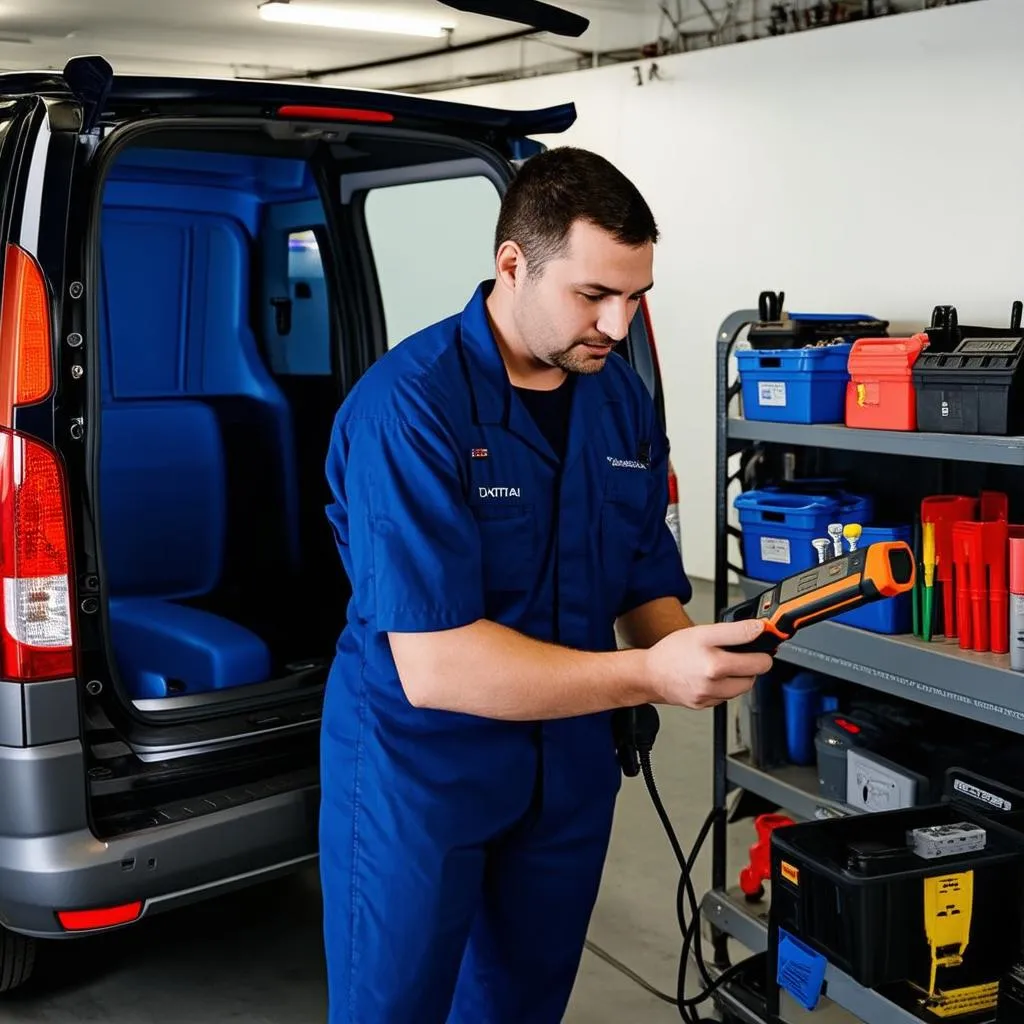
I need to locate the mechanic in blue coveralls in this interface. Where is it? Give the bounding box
[320,146,772,1023]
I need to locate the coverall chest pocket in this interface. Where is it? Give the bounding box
[472,502,538,593]
[600,469,650,592]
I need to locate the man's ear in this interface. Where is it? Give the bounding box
[495,240,526,290]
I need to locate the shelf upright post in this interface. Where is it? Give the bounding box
[712,309,759,967]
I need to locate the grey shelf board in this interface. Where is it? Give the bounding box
[727,418,1024,465]
[737,576,1024,737]
[701,888,923,1024]
[726,751,854,821]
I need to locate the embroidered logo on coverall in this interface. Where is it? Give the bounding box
[478,486,521,499]
[606,456,647,470]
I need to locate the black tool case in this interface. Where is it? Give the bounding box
[768,802,1024,992]
[913,302,1024,435]
[746,290,889,350]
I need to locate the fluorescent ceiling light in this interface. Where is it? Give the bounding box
[257,2,456,37]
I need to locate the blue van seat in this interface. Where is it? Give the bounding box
[108,598,270,700]
[100,401,271,698]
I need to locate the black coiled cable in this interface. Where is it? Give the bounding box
[606,704,758,1022]
[638,750,755,1022]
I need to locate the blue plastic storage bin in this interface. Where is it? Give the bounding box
[736,344,852,424]
[734,489,873,582]
[781,673,842,767]
[782,672,821,766]
[834,525,913,634]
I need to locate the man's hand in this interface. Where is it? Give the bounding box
[643,618,773,710]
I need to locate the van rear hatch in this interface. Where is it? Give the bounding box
[0,59,580,835]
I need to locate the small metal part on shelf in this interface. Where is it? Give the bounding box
[828,523,844,558]
[843,523,862,552]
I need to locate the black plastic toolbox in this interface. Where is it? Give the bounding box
[913,301,1024,436]
[769,803,1024,993]
[913,335,1024,436]
[746,290,889,350]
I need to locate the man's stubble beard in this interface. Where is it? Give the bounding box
[551,346,609,375]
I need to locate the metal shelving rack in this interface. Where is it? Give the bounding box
[705,308,1024,1024]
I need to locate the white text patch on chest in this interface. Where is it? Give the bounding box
[607,456,647,471]
[478,486,521,499]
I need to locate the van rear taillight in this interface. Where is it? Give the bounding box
[0,428,74,681]
[0,244,53,426]
[666,460,682,553]
[641,297,683,556]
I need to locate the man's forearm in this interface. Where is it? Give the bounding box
[617,596,695,650]
[389,619,655,721]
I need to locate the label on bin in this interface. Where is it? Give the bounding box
[760,537,791,564]
[757,381,787,407]
[777,929,827,1012]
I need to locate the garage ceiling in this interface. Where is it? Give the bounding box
[0,0,979,92]
[0,0,656,79]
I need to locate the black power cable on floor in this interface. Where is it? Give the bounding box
[596,705,760,1021]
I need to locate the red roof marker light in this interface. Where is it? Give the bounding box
[276,105,394,124]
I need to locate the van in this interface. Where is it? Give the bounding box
[0,55,678,992]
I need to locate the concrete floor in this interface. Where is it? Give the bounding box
[2,580,757,1024]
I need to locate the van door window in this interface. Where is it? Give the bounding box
[363,175,500,348]
[264,225,332,375]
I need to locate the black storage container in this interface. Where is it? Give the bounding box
[925,302,1024,354]
[914,301,1024,436]
[769,803,1024,994]
[913,335,1024,436]
[746,290,889,350]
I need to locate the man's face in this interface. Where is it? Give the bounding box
[512,219,654,375]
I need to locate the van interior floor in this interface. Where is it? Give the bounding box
[2,579,803,1024]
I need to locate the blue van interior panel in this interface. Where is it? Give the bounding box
[109,598,272,699]
[100,400,227,599]
[101,216,193,398]
[102,181,260,237]
[98,205,301,566]
[98,145,325,698]
[106,148,315,201]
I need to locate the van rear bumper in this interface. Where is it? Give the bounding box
[0,740,321,938]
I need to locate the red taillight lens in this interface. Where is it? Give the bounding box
[643,298,683,555]
[57,901,143,932]
[0,244,52,425]
[276,104,394,123]
[0,428,74,681]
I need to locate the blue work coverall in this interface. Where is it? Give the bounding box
[320,281,692,1022]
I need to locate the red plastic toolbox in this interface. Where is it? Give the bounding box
[845,334,929,431]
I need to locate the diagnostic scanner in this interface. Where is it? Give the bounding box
[723,541,916,654]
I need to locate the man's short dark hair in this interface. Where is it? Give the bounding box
[494,146,659,276]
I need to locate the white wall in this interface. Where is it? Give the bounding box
[427,0,1024,582]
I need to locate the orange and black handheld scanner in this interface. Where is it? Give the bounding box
[722,541,916,654]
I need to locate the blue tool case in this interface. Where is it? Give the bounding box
[734,488,873,583]
[736,344,852,424]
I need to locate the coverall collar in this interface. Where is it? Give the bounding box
[459,280,610,469]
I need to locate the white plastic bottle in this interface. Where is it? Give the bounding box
[1011,537,1024,672]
